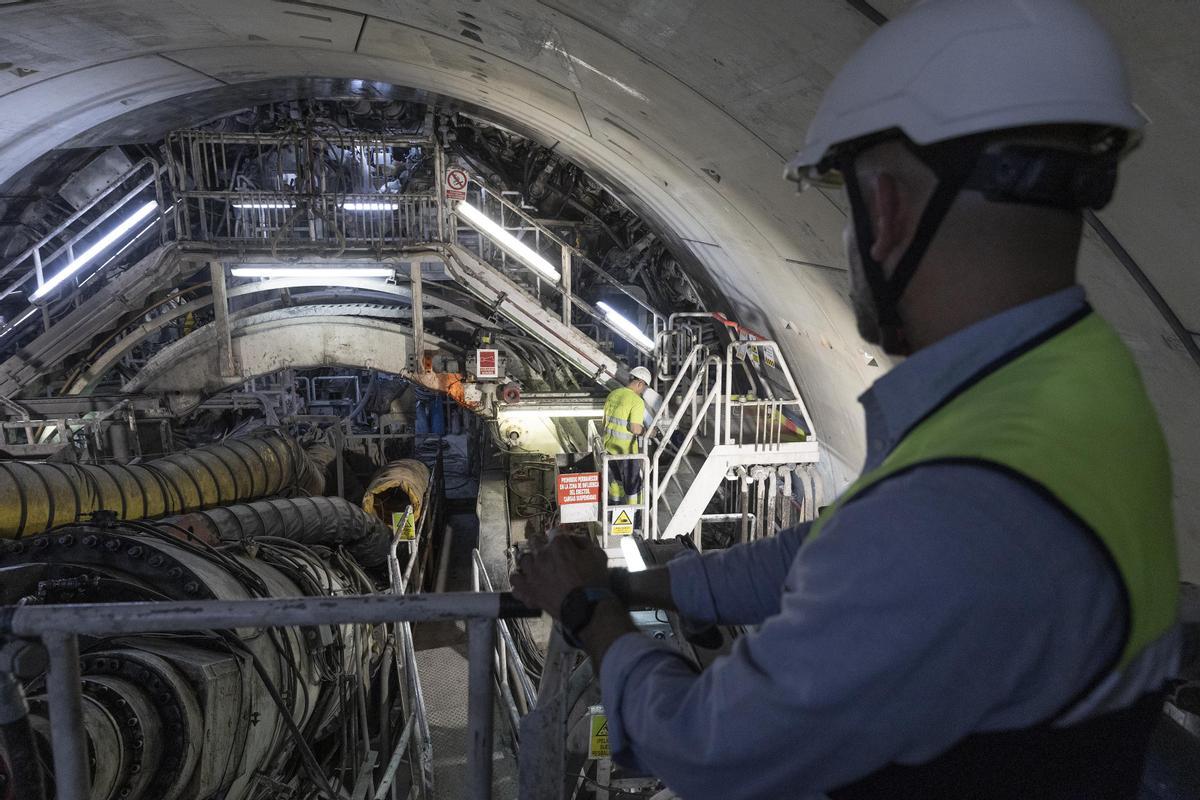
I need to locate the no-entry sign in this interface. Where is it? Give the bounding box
[446,168,469,200]
[557,472,600,523]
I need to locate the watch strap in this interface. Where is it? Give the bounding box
[560,586,617,648]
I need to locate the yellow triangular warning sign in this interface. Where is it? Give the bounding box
[610,509,633,536]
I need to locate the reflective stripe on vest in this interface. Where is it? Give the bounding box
[605,416,635,440]
[604,387,644,454]
[809,310,1177,670]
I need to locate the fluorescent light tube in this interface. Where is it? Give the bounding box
[597,301,655,351]
[233,201,295,209]
[620,535,648,572]
[343,201,400,211]
[0,309,38,339]
[456,201,561,281]
[32,201,159,301]
[230,267,395,279]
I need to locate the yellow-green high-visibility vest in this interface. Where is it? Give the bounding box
[809,310,1177,670]
[603,387,645,455]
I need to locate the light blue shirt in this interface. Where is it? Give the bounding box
[600,287,1129,798]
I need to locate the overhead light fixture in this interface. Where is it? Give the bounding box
[0,309,38,339]
[596,301,655,351]
[230,267,395,279]
[498,406,604,418]
[455,201,561,281]
[31,200,158,301]
[619,535,648,572]
[343,201,400,211]
[233,201,295,209]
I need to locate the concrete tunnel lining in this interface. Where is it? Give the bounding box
[0,0,1196,578]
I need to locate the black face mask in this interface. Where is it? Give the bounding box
[831,130,1121,355]
[836,135,989,355]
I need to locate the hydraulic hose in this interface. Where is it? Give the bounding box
[0,673,44,800]
[0,429,320,539]
[164,495,397,573]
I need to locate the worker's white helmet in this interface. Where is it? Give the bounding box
[784,0,1142,354]
[785,0,1143,182]
[629,366,653,385]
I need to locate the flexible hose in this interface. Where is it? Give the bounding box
[0,673,44,800]
[164,495,397,573]
[0,429,320,539]
[0,717,44,800]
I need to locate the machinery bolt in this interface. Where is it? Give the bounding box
[57,534,74,547]
[148,555,164,567]
[83,535,99,548]
[127,546,143,558]
[104,539,120,552]
[167,567,182,579]
[33,538,49,549]
[184,581,199,595]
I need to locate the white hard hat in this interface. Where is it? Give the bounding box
[786,0,1143,182]
[783,0,1141,352]
[629,366,653,384]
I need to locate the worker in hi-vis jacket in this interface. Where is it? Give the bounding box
[512,1,1180,798]
[602,365,652,507]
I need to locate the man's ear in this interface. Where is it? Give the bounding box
[867,172,905,267]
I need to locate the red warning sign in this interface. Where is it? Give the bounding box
[476,348,499,379]
[557,472,601,523]
[446,168,469,201]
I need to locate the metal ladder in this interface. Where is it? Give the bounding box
[595,312,826,546]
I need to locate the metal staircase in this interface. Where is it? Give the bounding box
[592,313,825,547]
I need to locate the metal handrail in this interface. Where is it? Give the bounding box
[388,537,434,800]
[599,451,651,546]
[647,357,722,537]
[453,188,659,356]
[4,591,537,800]
[465,180,664,327]
[0,204,173,344]
[645,343,707,436]
[655,376,722,510]
[0,158,165,296]
[724,339,817,443]
[472,549,538,712]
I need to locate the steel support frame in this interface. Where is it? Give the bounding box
[600,452,651,548]
[208,260,237,378]
[4,591,536,800]
[441,244,619,385]
[411,258,426,372]
[660,442,821,540]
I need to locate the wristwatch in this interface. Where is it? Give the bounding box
[608,567,631,605]
[559,586,617,648]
